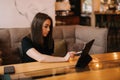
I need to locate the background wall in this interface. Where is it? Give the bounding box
[0,0,55,28]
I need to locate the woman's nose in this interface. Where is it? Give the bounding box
[47,27,50,32]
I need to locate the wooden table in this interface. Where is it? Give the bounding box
[42,67,120,80]
[42,52,120,80]
[0,52,120,80]
[0,58,78,75]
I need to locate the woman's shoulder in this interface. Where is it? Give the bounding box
[22,36,32,42]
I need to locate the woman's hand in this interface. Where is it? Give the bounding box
[64,51,76,61]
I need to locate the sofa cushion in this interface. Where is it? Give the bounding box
[53,27,63,39]
[52,40,67,57]
[67,42,84,52]
[53,26,75,43]
[75,26,108,54]
[0,29,11,48]
[2,47,22,65]
[62,27,75,44]
[9,28,30,48]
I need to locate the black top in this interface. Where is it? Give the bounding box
[21,36,54,62]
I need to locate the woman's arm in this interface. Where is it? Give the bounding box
[26,48,74,62]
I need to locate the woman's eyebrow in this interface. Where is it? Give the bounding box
[44,24,50,26]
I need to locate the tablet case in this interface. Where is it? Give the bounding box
[75,54,92,68]
[75,39,94,68]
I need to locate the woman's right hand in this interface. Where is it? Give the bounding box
[64,51,76,61]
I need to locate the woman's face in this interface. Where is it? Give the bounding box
[42,19,51,37]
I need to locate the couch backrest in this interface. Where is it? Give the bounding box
[53,25,108,54]
[0,25,108,65]
[53,25,75,44]
[0,29,11,49]
[0,28,30,65]
[9,28,30,48]
[75,25,108,54]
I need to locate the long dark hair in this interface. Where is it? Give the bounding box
[31,12,53,48]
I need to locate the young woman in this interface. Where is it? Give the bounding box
[21,12,75,63]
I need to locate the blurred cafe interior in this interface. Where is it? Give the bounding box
[1,0,120,80]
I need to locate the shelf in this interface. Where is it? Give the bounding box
[55,16,80,25]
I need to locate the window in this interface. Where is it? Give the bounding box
[81,0,92,13]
